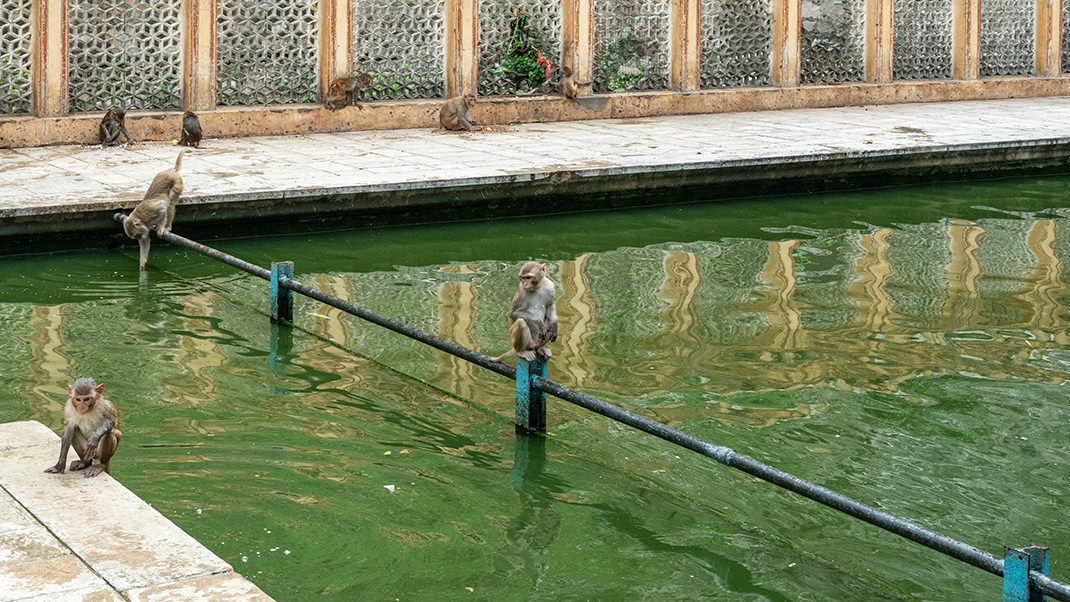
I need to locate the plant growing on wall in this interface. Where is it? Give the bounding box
[601,27,647,90]
[495,12,552,92]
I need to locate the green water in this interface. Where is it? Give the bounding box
[2,176,1070,601]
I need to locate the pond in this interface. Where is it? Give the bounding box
[1,175,1069,601]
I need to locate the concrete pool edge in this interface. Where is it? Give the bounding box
[3,130,1070,254]
[0,420,275,601]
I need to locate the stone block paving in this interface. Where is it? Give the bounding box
[1,97,1069,219]
[0,421,273,602]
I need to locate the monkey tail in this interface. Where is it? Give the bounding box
[174,150,186,171]
[489,349,515,363]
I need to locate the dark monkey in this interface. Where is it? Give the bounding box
[179,111,202,147]
[99,105,132,146]
[325,73,372,109]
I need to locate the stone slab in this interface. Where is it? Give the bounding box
[125,571,274,602]
[0,421,270,600]
[0,553,111,602]
[3,98,1070,229]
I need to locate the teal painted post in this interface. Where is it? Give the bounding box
[1004,545,1049,602]
[515,357,547,432]
[270,261,294,324]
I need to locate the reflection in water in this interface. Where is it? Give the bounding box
[942,221,984,331]
[760,239,803,351]
[28,305,69,420]
[557,254,595,386]
[436,265,479,400]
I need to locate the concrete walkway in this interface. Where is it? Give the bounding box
[0,421,273,602]
[1,96,1069,238]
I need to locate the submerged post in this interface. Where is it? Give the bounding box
[515,357,547,432]
[270,261,294,323]
[1004,545,1050,602]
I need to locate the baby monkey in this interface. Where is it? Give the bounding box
[492,261,559,363]
[122,151,185,270]
[45,377,121,478]
[439,95,478,131]
[99,105,132,146]
[325,73,372,110]
[179,111,202,147]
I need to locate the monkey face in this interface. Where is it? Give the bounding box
[520,273,537,289]
[71,394,96,414]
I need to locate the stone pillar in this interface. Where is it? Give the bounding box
[319,0,353,98]
[865,0,894,83]
[32,0,68,117]
[671,0,702,91]
[446,0,479,97]
[562,0,594,88]
[1036,0,1062,76]
[183,0,217,111]
[772,0,800,87]
[952,0,980,80]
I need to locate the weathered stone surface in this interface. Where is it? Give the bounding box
[0,525,68,564]
[0,425,232,591]
[0,493,36,534]
[0,553,111,602]
[4,98,1070,247]
[125,571,275,602]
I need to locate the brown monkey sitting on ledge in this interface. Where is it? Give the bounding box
[45,377,121,478]
[492,261,559,363]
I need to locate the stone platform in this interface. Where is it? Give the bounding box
[0,421,273,602]
[2,97,1070,248]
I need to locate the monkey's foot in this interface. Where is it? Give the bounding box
[81,465,107,478]
[518,350,536,361]
[537,347,552,359]
[69,459,90,471]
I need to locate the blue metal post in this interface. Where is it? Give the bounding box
[515,357,547,432]
[1005,545,1050,602]
[270,261,294,323]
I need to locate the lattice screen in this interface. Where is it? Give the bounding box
[980,0,1034,77]
[700,0,772,88]
[593,0,671,92]
[68,0,183,112]
[893,0,953,80]
[478,1,562,96]
[0,0,32,114]
[800,0,865,85]
[352,0,445,100]
[218,0,319,106]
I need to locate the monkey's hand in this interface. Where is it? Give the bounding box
[546,322,559,342]
[44,463,65,474]
[84,441,98,460]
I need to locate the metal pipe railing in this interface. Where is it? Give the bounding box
[113,216,1070,601]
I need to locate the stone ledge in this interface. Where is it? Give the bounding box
[0,420,273,601]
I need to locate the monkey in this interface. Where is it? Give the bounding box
[561,66,592,101]
[439,95,478,131]
[491,261,559,363]
[325,73,372,110]
[179,111,202,148]
[45,377,121,478]
[122,151,185,271]
[99,105,132,146]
